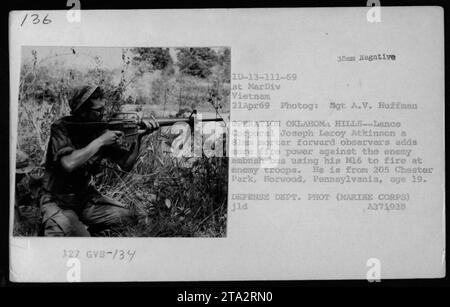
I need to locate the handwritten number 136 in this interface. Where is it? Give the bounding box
[21,14,52,26]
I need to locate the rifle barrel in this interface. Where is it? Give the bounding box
[146,117,224,127]
[65,117,225,130]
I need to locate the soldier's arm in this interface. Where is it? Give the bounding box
[61,130,123,172]
[117,120,159,172]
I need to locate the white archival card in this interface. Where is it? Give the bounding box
[9,7,445,282]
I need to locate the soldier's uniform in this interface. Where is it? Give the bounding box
[40,86,134,236]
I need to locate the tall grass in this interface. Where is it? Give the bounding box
[95,131,228,237]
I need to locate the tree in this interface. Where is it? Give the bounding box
[176,48,218,78]
[130,47,173,72]
[217,47,231,83]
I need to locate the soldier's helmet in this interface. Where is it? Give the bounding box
[69,85,100,114]
[16,149,34,174]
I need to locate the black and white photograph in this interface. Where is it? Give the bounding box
[14,46,230,237]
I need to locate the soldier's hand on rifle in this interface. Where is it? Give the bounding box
[139,117,159,137]
[98,130,124,146]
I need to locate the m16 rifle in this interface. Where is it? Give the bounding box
[65,110,226,138]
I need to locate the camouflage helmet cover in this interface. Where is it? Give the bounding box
[69,85,99,113]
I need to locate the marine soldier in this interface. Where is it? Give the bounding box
[40,85,159,236]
